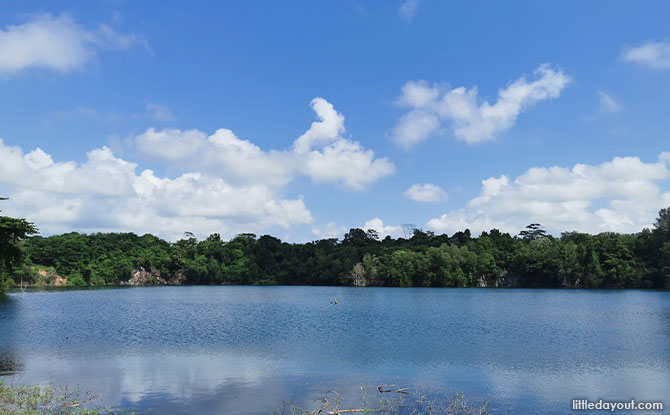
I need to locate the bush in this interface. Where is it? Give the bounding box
[67,272,87,287]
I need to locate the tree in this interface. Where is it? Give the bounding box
[654,207,670,241]
[0,199,38,293]
[10,204,670,289]
[365,228,379,241]
[652,207,670,287]
[349,262,367,286]
[401,224,417,239]
[342,228,369,245]
[519,223,548,241]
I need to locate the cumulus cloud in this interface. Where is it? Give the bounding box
[398,0,421,23]
[598,91,623,113]
[0,98,393,240]
[390,64,571,147]
[0,139,312,240]
[622,40,670,70]
[390,110,440,148]
[403,183,447,202]
[302,139,394,190]
[293,98,345,154]
[427,154,670,236]
[135,98,394,190]
[0,12,147,74]
[0,143,136,196]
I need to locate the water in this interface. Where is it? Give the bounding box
[1,286,669,414]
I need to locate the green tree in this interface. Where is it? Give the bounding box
[0,199,38,293]
[652,207,670,287]
[654,207,670,240]
[519,223,548,241]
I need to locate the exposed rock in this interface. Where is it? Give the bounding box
[36,268,67,286]
[477,276,495,288]
[168,270,186,285]
[478,271,520,288]
[121,267,167,286]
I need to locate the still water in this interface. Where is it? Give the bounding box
[1,286,669,414]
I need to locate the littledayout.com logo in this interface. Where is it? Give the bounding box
[573,399,664,412]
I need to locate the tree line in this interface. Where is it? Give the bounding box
[1,205,668,292]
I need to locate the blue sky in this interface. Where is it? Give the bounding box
[1,1,669,241]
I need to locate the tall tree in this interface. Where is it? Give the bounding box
[654,207,670,241]
[519,223,548,241]
[0,199,38,293]
[653,206,670,287]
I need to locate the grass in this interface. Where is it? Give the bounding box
[0,382,131,415]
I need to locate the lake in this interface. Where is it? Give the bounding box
[1,286,669,414]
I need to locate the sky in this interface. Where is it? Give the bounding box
[0,0,669,242]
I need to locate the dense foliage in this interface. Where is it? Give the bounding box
[0,198,38,293]
[8,206,670,289]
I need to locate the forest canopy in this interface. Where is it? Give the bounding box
[2,206,669,291]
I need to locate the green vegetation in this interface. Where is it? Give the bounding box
[0,198,38,293]
[0,381,128,415]
[0,205,665,290]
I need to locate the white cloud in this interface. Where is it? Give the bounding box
[427,154,670,236]
[403,183,447,202]
[0,98,393,240]
[311,222,347,239]
[311,218,405,240]
[390,110,440,149]
[598,91,623,113]
[136,127,293,188]
[427,210,508,236]
[0,143,136,196]
[0,12,147,74]
[293,98,345,154]
[135,98,394,190]
[363,218,403,239]
[301,139,394,190]
[136,128,205,161]
[390,64,571,146]
[398,0,421,23]
[0,139,312,240]
[622,40,670,70]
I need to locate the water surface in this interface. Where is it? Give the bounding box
[1,287,668,414]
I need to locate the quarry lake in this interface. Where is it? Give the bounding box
[1,286,669,414]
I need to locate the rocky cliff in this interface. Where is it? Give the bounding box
[121,267,186,286]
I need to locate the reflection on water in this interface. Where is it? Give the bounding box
[0,295,21,375]
[1,287,669,414]
[0,353,21,376]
